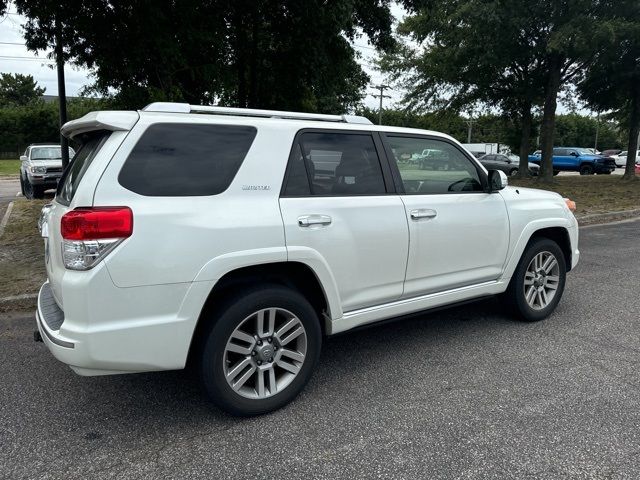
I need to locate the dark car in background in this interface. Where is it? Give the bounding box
[478,153,540,176]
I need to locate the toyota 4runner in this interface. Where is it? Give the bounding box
[36,103,580,415]
[20,143,75,199]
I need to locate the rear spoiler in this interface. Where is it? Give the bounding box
[61,111,139,139]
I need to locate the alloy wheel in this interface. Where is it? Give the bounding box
[523,251,560,310]
[223,307,307,399]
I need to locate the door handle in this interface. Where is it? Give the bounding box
[298,215,332,227]
[410,209,437,220]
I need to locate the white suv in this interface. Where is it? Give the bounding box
[36,103,579,415]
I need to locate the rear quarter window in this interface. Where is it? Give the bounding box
[118,123,257,196]
[56,131,111,206]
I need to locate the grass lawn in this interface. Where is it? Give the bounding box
[510,175,640,216]
[0,199,46,309]
[0,160,21,176]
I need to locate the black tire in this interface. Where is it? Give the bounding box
[504,237,566,322]
[32,185,45,199]
[553,170,560,176]
[19,175,26,196]
[509,168,519,177]
[23,177,34,199]
[579,164,594,175]
[199,285,322,416]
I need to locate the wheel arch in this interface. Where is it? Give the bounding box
[187,261,335,367]
[502,221,574,281]
[528,227,572,272]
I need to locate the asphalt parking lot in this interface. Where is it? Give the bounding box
[1,219,639,479]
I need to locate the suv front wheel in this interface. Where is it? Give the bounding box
[22,176,45,199]
[505,238,566,322]
[199,285,322,416]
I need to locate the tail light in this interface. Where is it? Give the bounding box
[61,207,133,270]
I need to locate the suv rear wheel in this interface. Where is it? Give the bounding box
[505,238,566,322]
[199,285,321,416]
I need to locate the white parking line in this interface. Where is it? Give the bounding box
[0,201,14,238]
[15,192,21,197]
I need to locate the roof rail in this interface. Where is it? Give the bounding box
[142,102,373,125]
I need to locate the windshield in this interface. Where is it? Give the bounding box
[31,146,75,160]
[575,148,595,155]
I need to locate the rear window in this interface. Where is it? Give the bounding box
[56,131,110,205]
[118,123,257,196]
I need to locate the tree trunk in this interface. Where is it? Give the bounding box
[234,9,248,108]
[516,102,533,179]
[539,54,563,182]
[623,82,640,180]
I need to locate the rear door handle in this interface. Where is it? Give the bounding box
[410,209,437,220]
[298,214,332,227]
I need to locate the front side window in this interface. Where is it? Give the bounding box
[385,136,483,194]
[119,123,257,196]
[284,131,386,196]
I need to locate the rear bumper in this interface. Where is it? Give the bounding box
[35,275,214,376]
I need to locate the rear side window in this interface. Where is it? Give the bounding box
[283,131,386,196]
[56,131,111,206]
[119,123,257,196]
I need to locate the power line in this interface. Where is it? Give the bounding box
[0,41,26,46]
[0,54,54,63]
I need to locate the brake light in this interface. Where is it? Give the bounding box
[60,207,133,270]
[61,207,133,240]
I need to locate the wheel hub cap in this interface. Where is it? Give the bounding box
[255,343,275,363]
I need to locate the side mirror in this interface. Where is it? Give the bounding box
[570,151,578,157]
[488,169,508,192]
[20,155,27,162]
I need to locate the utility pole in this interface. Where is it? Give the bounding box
[55,18,69,169]
[464,118,476,143]
[371,84,391,125]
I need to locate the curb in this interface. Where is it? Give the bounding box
[577,209,640,227]
[0,201,14,238]
[0,293,37,313]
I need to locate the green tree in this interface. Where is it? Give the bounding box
[578,1,640,179]
[14,0,395,113]
[383,0,547,177]
[387,0,615,181]
[534,0,615,181]
[0,73,45,106]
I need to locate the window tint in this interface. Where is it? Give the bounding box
[554,149,567,156]
[283,144,311,196]
[119,123,257,196]
[287,132,386,196]
[56,131,111,205]
[385,136,483,194]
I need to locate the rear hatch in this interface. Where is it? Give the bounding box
[41,111,139,309]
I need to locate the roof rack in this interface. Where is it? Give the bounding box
[142,102,373,125]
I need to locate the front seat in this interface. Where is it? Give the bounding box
[332,148,384,194]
